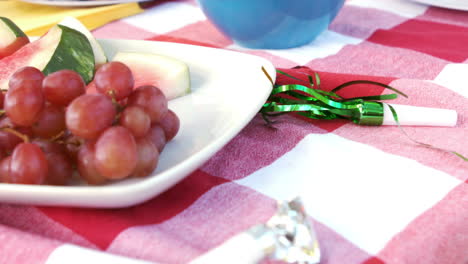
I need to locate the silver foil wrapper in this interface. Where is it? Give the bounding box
[190,197,320,264]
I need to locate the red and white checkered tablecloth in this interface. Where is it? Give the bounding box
[1,0,467,263]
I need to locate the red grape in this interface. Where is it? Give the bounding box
[63,133,83,163]
[42,69,86,106]
[132,137,159,177]
[0,119,23,153]
[45,151,73,186]
[32,104,66,139]
[0,92,4,109]
[0,156,11,183]
[159,109,180,141]
[94,62,134,100]
[77,140,107,185]
[66,94,116,139]
[5,86,45,126]
[16,126,33,138]
[9,143,48,184]
[0,150,7,181]
[119,105,151,138]
[0,116,15,127]
[127,85,168,124]
[8,67,44,92]
[0,131,22,154]
[147,124,166,152]
[33,140,72,185]
[0,117,32,154]
[32,139,65,155]
[94,126,137,179]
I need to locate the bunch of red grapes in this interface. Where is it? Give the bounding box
[0,62,179,185]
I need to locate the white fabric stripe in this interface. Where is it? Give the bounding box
[229,30,362,65]
[123,2,206,34]
[433,64,468,98]
[236,133,460,254]
[45,244,155,264]
[348,0,428,18]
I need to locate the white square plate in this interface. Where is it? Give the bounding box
[0,39,275,208]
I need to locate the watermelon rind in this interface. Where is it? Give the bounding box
[0,17,27,38]
[58,16,107,67]
[112,51,191,100]
[42,25,95,83]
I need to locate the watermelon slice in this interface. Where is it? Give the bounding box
[111,52,191,100]
[0,17,30,59]
[0,24,94,90]
[58,16,107,67]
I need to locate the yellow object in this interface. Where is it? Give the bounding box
[0,0,143,36]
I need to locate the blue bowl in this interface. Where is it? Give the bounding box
[198,0,345,49]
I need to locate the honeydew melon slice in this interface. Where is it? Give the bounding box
[0,24,95,90]
[58,16,107,68]
[112,52,191,100]
[0,17,30,59]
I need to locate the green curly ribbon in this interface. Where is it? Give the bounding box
[260,68,467,162]
[260,69,407,126]
[386,104,468,162]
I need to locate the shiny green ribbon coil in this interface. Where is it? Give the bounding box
[260,69,407,126]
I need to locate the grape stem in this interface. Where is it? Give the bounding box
[107,90,125,113]
[50,131,65,142]
[107,90,125,124]
[0,127,29,143]
[55,137,81,147]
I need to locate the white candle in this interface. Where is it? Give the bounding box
[382,104,457,127]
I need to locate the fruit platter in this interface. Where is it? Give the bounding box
[0,16,275,208]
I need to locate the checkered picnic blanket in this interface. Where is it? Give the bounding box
[1,0,467,263]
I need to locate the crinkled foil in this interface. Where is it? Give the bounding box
[248,197,320,264]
